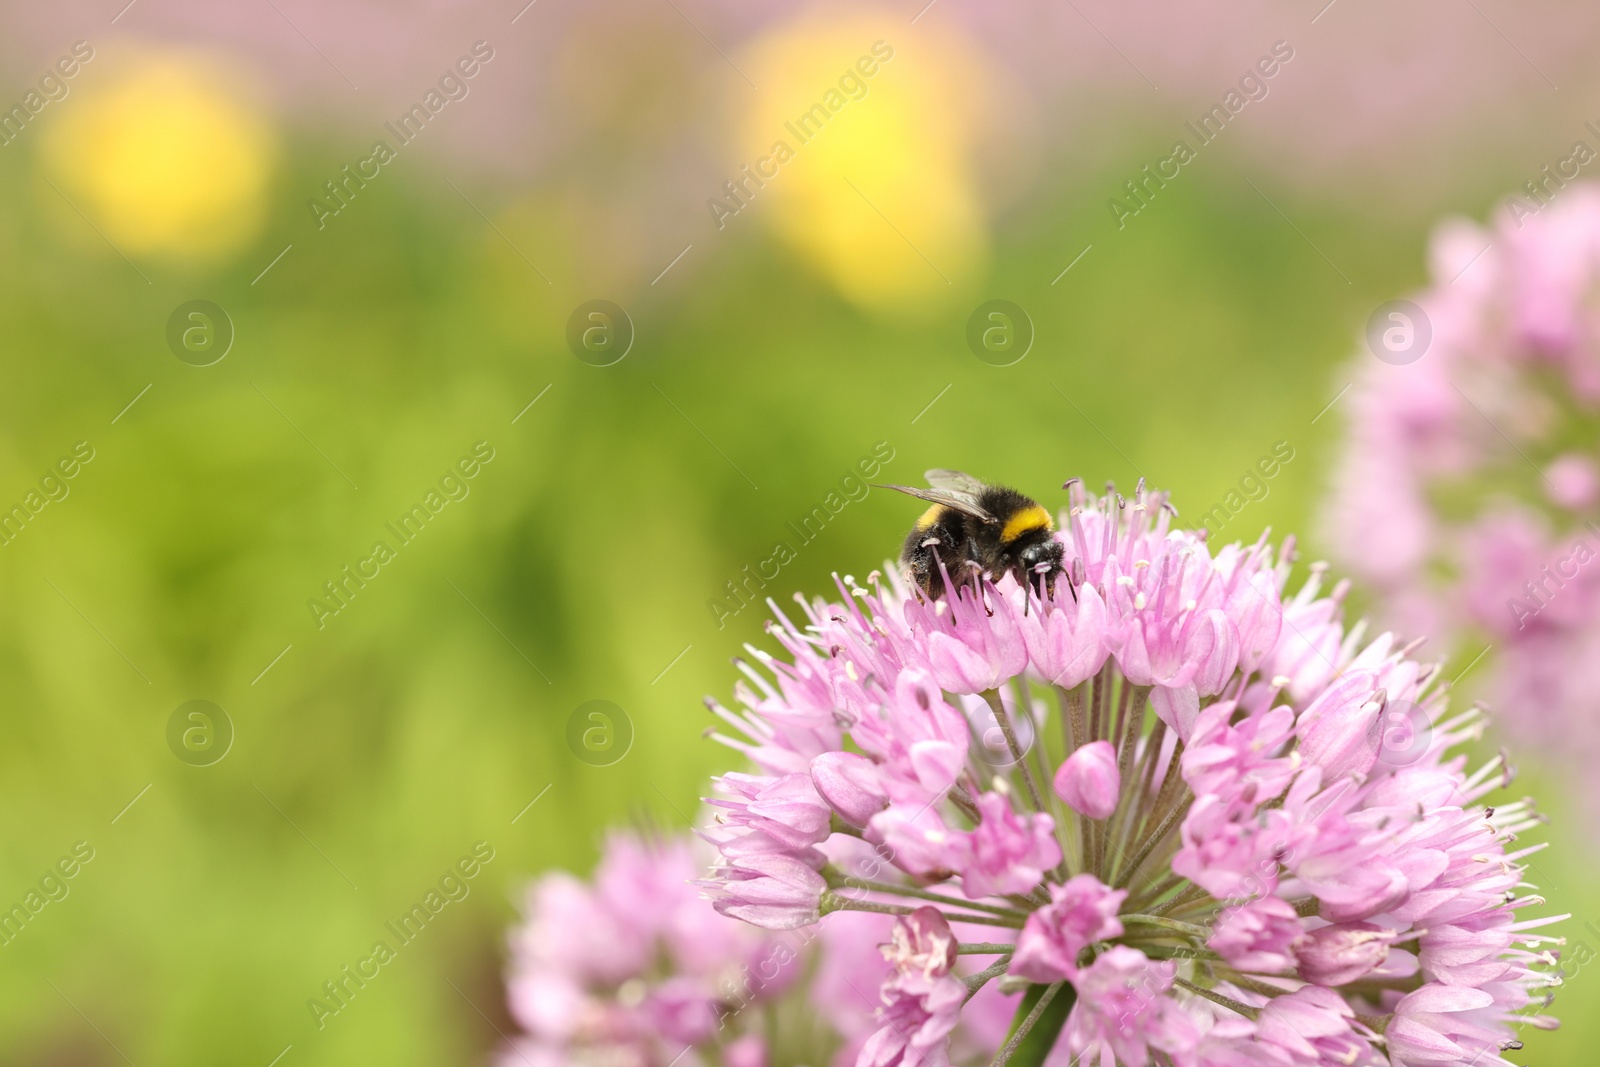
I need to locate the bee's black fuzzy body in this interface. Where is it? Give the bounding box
[885,472,1066,604]
[900,503,976,600]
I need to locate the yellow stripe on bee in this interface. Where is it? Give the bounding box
[915,504,946,530]
[1000,504,1053,543]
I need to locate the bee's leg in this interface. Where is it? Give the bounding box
[910,537,943,604]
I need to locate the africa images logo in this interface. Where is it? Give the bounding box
[306,442,495,629]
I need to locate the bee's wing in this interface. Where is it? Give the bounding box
[877,483,999,525]
[924,469,986,495]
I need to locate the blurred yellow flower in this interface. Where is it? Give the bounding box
[40,47,276,262]
[735,9,994,315]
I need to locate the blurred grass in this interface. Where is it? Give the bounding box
[1,131,1594,1066]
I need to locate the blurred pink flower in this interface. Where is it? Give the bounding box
[1325,184,1600,821]
[503,828,1004,1067]
[505,831,795,1067]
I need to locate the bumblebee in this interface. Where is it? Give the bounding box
[880,470,1065,603]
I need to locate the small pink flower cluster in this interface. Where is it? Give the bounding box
[696,482,1561,1066]
[501,832,793,1067]
[500,830,1008,1067]
[1326,185,1600,818]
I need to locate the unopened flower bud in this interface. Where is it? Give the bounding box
[1295,922,1397,986]
[1053,740,1120,820]
[809,751,887,827]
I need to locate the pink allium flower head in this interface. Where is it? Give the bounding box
[1326,184,1600,826]
[1051,739,1119,819]
[699,480,1561,1067]
[1252,986,1380,1066]
[813,909,900,1064]
[1207,895,1304,975]
[860,908,969,1067]
[705,771,832,857]
[883,905,960,979]
[725,1035,767,1067]
[501,829,1008,1067]
[1388,984,1557,1067]
[859,971,966,1067]
[811,750,890,827]
[702,851,827,931]
[857,668,971,798]
[960,789,1061,899]
[504,831,797,1067]
[1545,452,1600,512]
[1295,922,1407,988]
[869,794,969,881]
[1064,946,1198,1064]
[904,579,1029,695]
[1010,874,1126,982]
[1019,579,1109,687]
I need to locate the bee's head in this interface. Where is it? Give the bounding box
[1018,537,1064,575]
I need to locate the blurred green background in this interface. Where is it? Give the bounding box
[1,2,1596,1063]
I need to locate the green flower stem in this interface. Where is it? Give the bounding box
[972,687,1049,812]
[1109,686,1149,821]
[1103,708,1163,883]
[1127,871,1187,914]
[980,689,1048,814]
[989,981,1075,1067]
[1056,685,1091,877]
[1058,684,1087,756]
[1172,976,1260,1020]
[962,955,1014,998]
[819,894,1024,928]
[1221,971,1299,999]
[1355,1011,1392,1035]
[1111,798,1188,890]
[829,815,866,839]
[1130,742,1190,853]
[1135,944,1223,962]
[1119,913,1211,938]
[823,872,1030,919]
[1145,882,1211,917]
[948,782,983,824]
